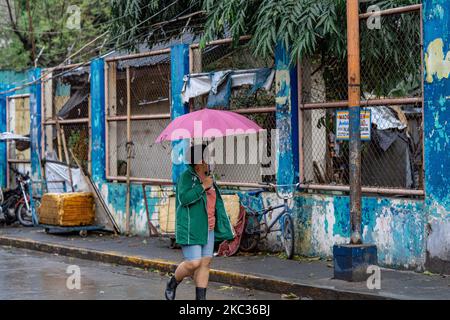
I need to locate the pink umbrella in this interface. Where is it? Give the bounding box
[155,108,264,143]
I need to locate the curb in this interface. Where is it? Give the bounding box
[0,235,391,300]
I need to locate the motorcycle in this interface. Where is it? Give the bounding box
[0,168,34,227]
[13,168,34,227]
[0,174,21,225]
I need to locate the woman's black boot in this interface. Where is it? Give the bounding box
[165,276,180,300]
[196,287,207,300]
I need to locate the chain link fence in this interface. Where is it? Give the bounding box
[300,6,424,194]
[42,67,91,174]
[105,51,173,182]
[190,39,276,185]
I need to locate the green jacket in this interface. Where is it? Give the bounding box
[175,165,235,246]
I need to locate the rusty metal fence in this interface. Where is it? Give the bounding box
[105,50,173,183]
[41,66,91,174]
[299,4,424,196]
[104,40,276,187]
[189,38,276,186]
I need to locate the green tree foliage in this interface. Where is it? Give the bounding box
[109,0,422,98]
[0,0,111,69]
[109,0,203,50]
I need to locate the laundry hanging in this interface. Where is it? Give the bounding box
[181,68,275,108]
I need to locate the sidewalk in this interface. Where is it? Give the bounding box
[0,227,448,300]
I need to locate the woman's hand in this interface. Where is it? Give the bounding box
[202,176,213,190]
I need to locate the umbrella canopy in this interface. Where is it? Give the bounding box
[155,108,264,143]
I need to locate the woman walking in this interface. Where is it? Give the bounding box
[165,144,235,300]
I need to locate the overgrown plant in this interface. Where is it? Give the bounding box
[0,0,111,69]
[110,0,422,97]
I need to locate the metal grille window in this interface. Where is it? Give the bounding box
[6,95,31,188]
[299,5,424,196]
[189,38,276,186]
[42,66,91,174]
[105,50,172,183]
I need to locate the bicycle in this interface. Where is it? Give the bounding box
[239,183,300,259]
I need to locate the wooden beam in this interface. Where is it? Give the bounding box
[58,121,74,192]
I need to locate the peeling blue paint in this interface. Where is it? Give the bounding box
[170,44,190,184]
[90,58,106,183]
[28,68,41,225]
[0,83,9,188]
[332,197,351,237]
[290,194,426,269]
[423,0,450,268]
[0,70,29,95]
[274,42,299,188]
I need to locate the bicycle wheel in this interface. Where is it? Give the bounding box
[239,215,260,252]
[282,214,295,259]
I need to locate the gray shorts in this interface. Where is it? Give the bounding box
[181,230,215,261]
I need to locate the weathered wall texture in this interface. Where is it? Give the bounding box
[0,71,30,188]
[97,181,172,235]
[231,190,426,270]
[293,194,426,270]
[423,0,450,274]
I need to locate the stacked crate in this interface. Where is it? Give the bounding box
[38,192,95,226]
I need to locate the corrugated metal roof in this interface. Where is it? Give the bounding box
[113,33,200,70]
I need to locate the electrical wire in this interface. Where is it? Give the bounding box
[0,0,192,35]
[6,0,199,78]
[0,0,200,95]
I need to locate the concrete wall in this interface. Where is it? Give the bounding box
[423,0,450,274]
[294,194,426,270]
[235,191,427,271]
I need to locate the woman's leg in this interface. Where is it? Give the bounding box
[193,230,214,300]
[193,257,212,288]
[174,259,201,281]
[165,245,202,300]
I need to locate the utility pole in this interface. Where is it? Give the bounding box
[333,0,377,282]
[347,0,362,245]
[26,0,37,65]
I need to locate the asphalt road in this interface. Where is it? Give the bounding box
[0,246,282,300]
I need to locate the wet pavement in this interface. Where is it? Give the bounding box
[1,227,449,300]
[0,246,282,300]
